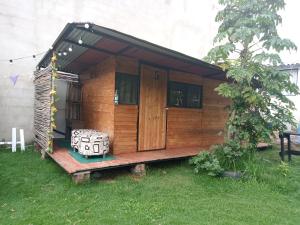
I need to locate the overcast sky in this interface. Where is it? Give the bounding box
[275,0,299,64]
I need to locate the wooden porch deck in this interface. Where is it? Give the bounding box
[48,146,200,174]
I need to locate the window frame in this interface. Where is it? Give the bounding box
[115,72,140,105]
[167,81,203,109]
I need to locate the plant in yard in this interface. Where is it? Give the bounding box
[206,0,299,146]
[191,0,299,176]
[189,151,224,177]
[278,161,290,176]
[197,0,299,173]
[213,140,251,171]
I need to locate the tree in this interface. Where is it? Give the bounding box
[205,0,299,150]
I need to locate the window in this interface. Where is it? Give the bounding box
[168,81,202,108]
[115,73,139,104]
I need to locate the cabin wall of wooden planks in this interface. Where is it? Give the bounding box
[114,105,138,154]
[81,57,116,151]
[79,55,229,155]
[113,56,139,154]
[112,56,229,154]
[167,70,229,149]
[202,77,230,148]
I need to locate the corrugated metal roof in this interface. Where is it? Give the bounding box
[56,28,102,69]
[279,63,300,70]
[37,22,225,78]
[38,24,103,70]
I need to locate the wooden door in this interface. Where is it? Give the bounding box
[138,65,167,151]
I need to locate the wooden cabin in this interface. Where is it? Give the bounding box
[34,22,229,180]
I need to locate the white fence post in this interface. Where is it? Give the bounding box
[12,128,16,152]
[20,129,25,151]
[0,128,25,152]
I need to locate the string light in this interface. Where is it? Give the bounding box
[0,46,74,63]
[78,37,83,45]
[0,51,47,63]
[84,23,90,29]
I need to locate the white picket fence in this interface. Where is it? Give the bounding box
[0,128,25,152]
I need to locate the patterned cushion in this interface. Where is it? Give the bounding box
[71,129,109,156]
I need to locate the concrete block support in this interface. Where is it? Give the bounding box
[72,171,91,184]
[131,163,146,176]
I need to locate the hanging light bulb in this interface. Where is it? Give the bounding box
[84,23,90,29]
[78,37,83,45]
[58,51,62,56]
[63,51,67,56]
[68,46,73,52]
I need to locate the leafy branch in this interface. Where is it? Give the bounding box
[194,0,299,175]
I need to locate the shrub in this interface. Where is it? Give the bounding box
[189,151,223,177]
[243,157,266,181]
[190,141,254,177]
[278,161,290,177]
[213,141,251,171]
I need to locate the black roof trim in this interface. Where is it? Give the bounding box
[279,63,300,70]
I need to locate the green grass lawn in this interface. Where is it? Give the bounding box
[1,146,300,225]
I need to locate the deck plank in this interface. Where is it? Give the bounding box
[48,147,200,174]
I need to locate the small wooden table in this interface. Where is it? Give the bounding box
[279,132,300,161]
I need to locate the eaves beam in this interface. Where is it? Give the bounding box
[63,39,116,56]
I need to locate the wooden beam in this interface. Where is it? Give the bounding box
[63,39,116,56]
[117,45,134,54]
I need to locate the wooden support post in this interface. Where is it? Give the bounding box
[72,171,91,184]
[131,163,146,176]
[41,149,49,160]
[287,133,292,162]
[34,142,41,152]
[279,133,285,161]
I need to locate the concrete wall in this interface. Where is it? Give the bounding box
[0,0,299,142]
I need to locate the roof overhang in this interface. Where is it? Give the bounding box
[37,22,226,80]
[278,63,300,70]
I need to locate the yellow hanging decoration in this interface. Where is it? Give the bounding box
[51,106,58,113]
[47,51,58,153]
[51,54,57,62]
[52,70,58,79]
[51,123,57,129]
[50,89,57,95]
